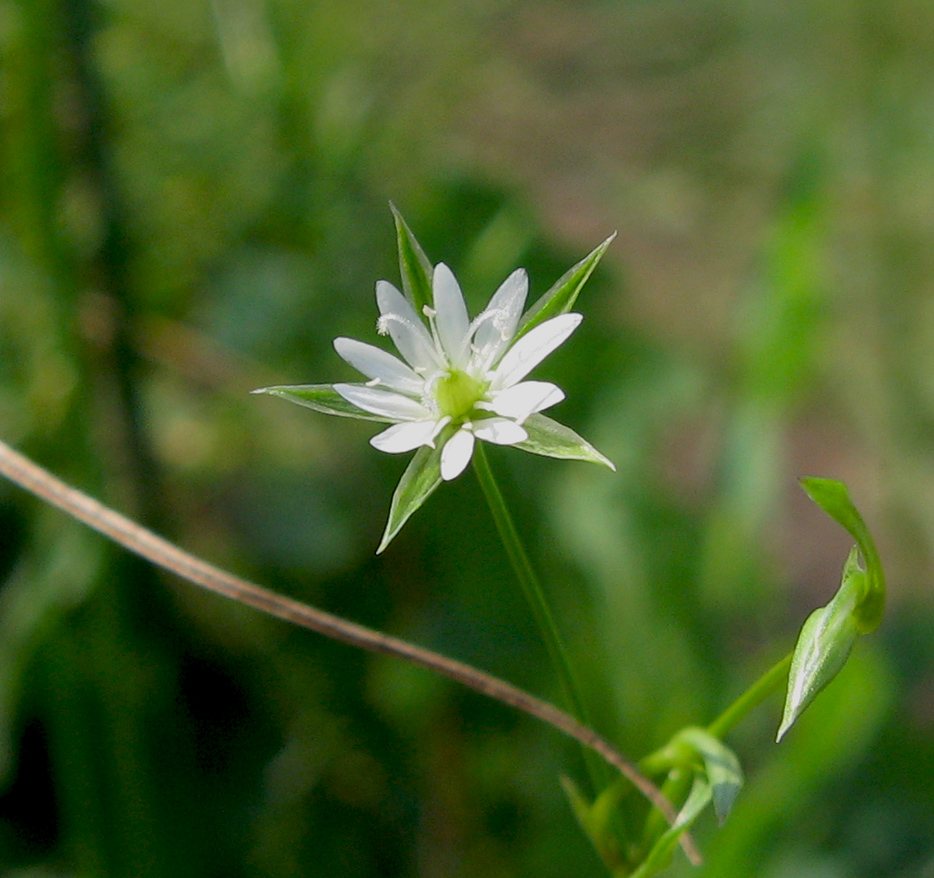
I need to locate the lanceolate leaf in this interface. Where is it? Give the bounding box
[377,431,451,553]
[630,778,712,878]
[516,414,616,470]
[391,203,434,313]
[799,477,884,632]
[676,727,744,824]
[252,384,392,423]
[515,232,616,340]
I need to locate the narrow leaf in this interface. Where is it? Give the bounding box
[799,477,884,631]
[777,546,863,741]
[677,728,744,824]
[560,775,594,833]
[515,232,616,340]
[630,778,711,878]
[391,203,434,313]
[377,430,451,553]
[560,777,629,873]
[252,384,392,423]
[516,414,616,470]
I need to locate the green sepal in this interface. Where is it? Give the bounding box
[516,414,616,470]
[252,384,393,423]
[390,203,434,313]
[515,232,616,341]
[799,477,884,632]
[777,546,863,741]
[630,778,711,878]
[377,426,454,553]
[675,727,743,824]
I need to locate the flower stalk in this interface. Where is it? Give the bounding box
[472,443,608,789]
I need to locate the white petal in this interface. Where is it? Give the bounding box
[370,420,442,453]
[489,313,582,389]
[472,417,528,446]
[440,428,475,480]
[488,381,565,421]
[334,383,428,421]
[375,280,443,370]
[432,264,471,368]
[471,268,528,369]
[334,338,423,394]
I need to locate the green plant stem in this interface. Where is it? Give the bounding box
[472,443,607,791]
[640,653,791,777]
[706,652,792,739]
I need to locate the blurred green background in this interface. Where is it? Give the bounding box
[2,0,934,875]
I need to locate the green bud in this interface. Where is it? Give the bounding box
[777,547,863,741]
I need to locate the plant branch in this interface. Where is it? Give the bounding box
[0,437,696,861]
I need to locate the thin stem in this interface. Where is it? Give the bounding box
[706,653,792,740]
[471,443,608,792]
[0,436,696,858]
[640,653,792,778]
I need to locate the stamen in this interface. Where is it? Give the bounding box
[420,305,446,360]
[377,311,430,342]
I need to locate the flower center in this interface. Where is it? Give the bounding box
[434,369,484,419]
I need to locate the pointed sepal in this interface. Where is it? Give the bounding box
[515,232,616,340]
[252,384,393,423]
[516,414,616,470]
[377,428,453,553]
[390,203,434,313]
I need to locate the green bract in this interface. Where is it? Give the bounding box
[254,210,615,552]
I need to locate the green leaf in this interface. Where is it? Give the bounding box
[377,431,451,553]
[252,384,394,423]
[799,477,884,632]
[515,232,616,340]
[630,778,711,878]
[516,414,616,470]
[391,203,434,313]
[561,777,630,872]
[676,728,744,825]
[777,546,863,741]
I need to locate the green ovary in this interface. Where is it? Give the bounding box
[435,370,485,419]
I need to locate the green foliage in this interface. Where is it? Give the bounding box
[0,0,932,876]
[778,479,886,740]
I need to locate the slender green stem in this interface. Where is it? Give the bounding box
[639,653,792,777]
[472,443,607,790]
[706,652,792,739]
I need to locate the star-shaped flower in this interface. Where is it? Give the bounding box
[333,262,581,481]
[255,209,615,551]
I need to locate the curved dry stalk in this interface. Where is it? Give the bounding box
[0,438,699,865]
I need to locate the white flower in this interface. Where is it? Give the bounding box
[254,217,615,552]
[332,264,579,481]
